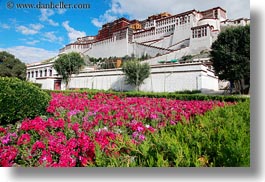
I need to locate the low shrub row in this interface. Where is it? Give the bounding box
[45,89,249,102]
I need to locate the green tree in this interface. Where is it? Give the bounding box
[0,51,26,80]
[210,25,250,94]
[122,59,150,91]
[53,52,85,89]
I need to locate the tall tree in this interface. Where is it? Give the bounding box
[122,59,150,91]
[210,25,250,94]
[0,51,26,80]
[53,52,85,89]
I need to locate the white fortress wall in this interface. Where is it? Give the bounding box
[157,34,174,48]
[198,19,221,30]
[68,63,218,92]
[200,74,219,91]
[133,42,169,58]
[142,47,190,65]
[171,14,194,44]
[68,69,132,91]
[189,26,212,53]
[34,78,56,90]
[84,37,133,58]
[60,44,91,54]
[168,39,190,50]
[189,36,212,53]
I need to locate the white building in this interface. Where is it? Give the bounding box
[26,6,249,92]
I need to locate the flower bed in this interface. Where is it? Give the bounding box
[0,92,234,167]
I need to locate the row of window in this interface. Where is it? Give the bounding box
[145,21,154,28]
[94,37,115,46]
[156,24,175,34]
[156,15,191,27]
[66,44,91,50]
[134,30,155,39]
[28,69,52,78]
[134,23,176,39]
[192,27,208,38]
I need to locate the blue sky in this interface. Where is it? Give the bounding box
[0,0,250,63]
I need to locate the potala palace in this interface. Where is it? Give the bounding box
[26,7,250,92]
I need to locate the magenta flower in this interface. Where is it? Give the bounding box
[17,133,31,145]
[139,134,145,141]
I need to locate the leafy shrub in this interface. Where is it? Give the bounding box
[31,82,42,88]
[45,89,249,103]
[0,77,50,125]
[122,59,150,91]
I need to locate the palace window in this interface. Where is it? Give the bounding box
[31,71,34,78]
[49,69,52,76]
[198,29,201,38]
[44,69,47,77]
[35,71,38,78]
[40,70,42,77]
[214,10,218,19]
[27,72,30,78]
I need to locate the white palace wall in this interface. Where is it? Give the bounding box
[84,37,133,58]
[142,47,191,65]
[66,63,218,93]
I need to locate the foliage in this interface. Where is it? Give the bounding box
[139,53,151,61]
[87,54,151,70]
[122,59,150,91]
[0,77,50,125]
[0,51,26,80]
[31,83,42,88]
[210,25,250,94]
[44,89,249,103]
[180,55,193,62]
[53,52,85,89]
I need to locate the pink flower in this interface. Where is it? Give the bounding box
[138,134,145,141]
[17,133,31,145]
[0,127,6,134]
[31,141,46,154]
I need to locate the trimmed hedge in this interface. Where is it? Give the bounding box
[44,89,249,102]
[0,77,50,125]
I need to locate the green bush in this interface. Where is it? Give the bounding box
[0,77,51,125]
[45,89,249,103]
[31,82,42,88]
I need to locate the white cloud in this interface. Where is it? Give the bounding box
[43,31,64,43]
[91,1,123,28]
[16,23,44,35]
[39,9,59,26]
[62,21,86,43]
[92,0,250,27]
[92,14,117,28]
[0,23,10,29]
[0,46,58,63]
[26,40,40,45]
[57,9,67,15]
[30,24,44,30]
